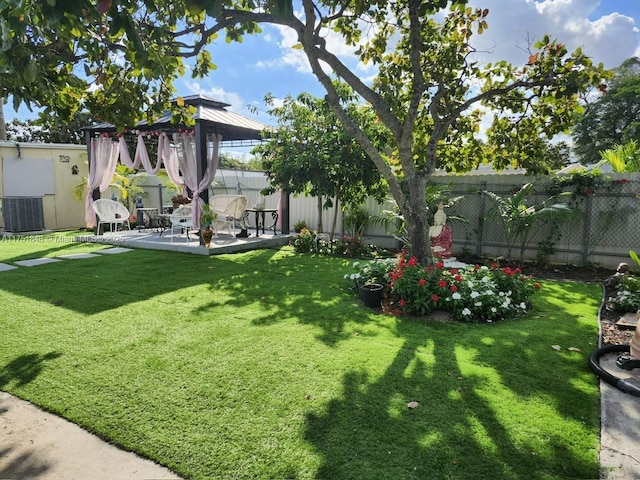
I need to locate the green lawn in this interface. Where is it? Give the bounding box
[0,236,601,479]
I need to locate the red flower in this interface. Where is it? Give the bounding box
[408,256,418,266]
[451,268,458,274]
[438,280,447,288]
[474,264,480,270]
[418,278,426,286]
[454,275,462,282]
[450,285,458,292]
[399,298,406,307]
[491,263,498,269]
[534,282,541,290]
[431,294,439,302]
[436,262,444,269]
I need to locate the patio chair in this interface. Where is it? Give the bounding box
[92,199,131,234]
[209,195,249,235]
[169,205,194,242]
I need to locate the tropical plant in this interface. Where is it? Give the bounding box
[481,183,575,265]
[72,164,147,210]
[598,140,640,173]
[198,203,217,228]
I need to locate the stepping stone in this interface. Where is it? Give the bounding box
[58,253,102,260]
[14,258,62,267]
[0,263,18,272]
[616,312,639,329]
[95,247,134,255]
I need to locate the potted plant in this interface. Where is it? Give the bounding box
[199,204,218,247]
[294,219,307,233]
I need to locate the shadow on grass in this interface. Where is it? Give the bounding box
[302,284,600,479]
[0,352,62,389]
[305,327,598,478]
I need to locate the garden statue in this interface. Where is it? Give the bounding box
[604,262,630,288]
[429,202,452,259]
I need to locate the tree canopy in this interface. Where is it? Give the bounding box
[572,57,640,164]
[0,0,610,264]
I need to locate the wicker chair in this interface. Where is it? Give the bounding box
[92,199,131,234]
[209,195,249,235]
[169,205,194,242]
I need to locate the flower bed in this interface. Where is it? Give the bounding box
[347,252,541,322]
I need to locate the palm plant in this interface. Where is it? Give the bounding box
[73,165,148,211]
[598,140,640,173]
[481,183,575,265]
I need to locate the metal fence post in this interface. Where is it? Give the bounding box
[581,194,593,265]
[476,181,486,257]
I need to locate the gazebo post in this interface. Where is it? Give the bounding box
[85,129,101,235]
[194,121,209,245]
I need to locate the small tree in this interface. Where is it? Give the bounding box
[481,183,574,265]
[254,85,388,239]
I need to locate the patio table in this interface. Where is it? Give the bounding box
[242,208,278,237]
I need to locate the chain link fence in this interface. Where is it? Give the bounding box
[429,173,640,269]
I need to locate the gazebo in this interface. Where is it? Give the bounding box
[84,94,289,235]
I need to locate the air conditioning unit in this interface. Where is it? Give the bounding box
[1,197,45,232]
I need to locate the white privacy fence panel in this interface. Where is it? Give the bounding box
[137,168,640,268]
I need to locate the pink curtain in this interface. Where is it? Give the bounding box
[171,132,222,229]
[119,134,163,174]
[85,136,119,227]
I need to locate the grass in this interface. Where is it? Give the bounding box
[0,235,602,479]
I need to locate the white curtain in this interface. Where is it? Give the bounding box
[85,136,119,227]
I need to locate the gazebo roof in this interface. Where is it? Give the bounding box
[87,94,269,144]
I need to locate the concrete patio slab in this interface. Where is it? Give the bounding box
[13,258,62,267]
[0,263,18,272]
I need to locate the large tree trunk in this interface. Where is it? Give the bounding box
[404,174,431,265]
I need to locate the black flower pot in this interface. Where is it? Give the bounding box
[358,283,384,308]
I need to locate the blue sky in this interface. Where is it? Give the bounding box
[6,0,640,153]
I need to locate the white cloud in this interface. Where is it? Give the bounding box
[184,81,244,111]
[467,0,639,69]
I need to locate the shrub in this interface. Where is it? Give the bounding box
[346,252,540,322]
[609,275,640,312]
[290,227,317,253]
[333,234,371,257]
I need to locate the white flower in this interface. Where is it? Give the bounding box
[499,291,505,296]
[484,290,494,296]
[519,302,527,309]
[452,292,462,300]
[481,276,490,283]
[480,266,489,271]
[470,291,480,298]
[462,308,471,316]
[467,281,475,288]
[491,307,497,313]
[474,301,482,306]
[506,290,512,296]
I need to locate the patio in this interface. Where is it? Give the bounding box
[77,226,294,256]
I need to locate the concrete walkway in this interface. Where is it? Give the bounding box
[0,392,181,480]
